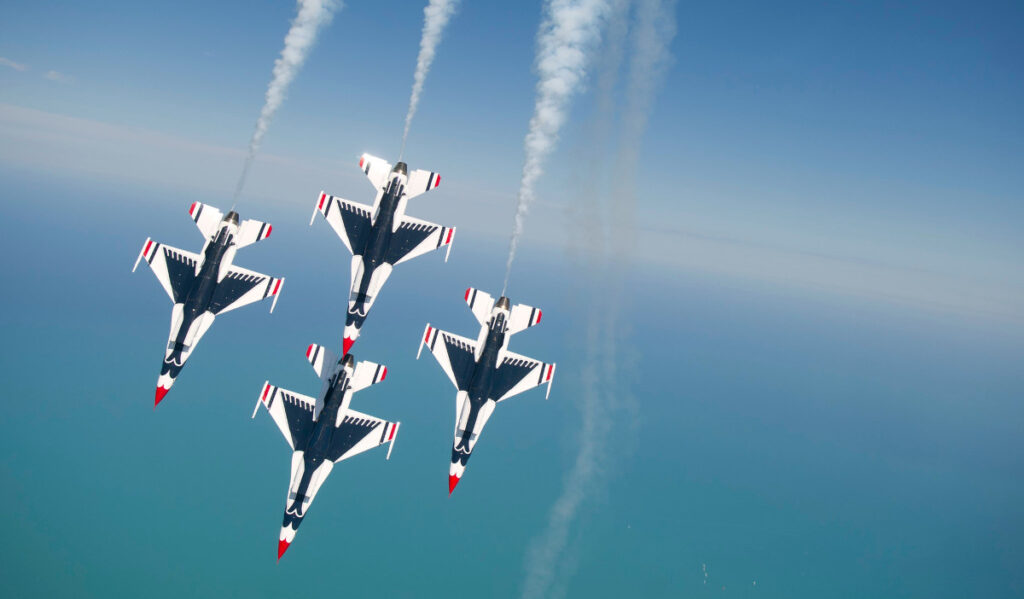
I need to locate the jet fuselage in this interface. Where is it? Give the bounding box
[284,365,351,522]
[162,224,235,376]
[453,312,509,456]
[350,178,403,309]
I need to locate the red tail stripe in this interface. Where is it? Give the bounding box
[445,228,453,244]
[546,365,554,381]
[306,344,314,358]
[143,239,152,255]
[424,326,432,343]
[318,193,326,210]
[262,384,270,401]
[272,279,282,295]
[388,423,396,441]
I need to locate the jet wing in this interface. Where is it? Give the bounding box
[254,382,317,450]
[134,238,199,304]
[385,215,455,266]
[492,349,555,402]
[208,265,283,315]
[403,168,441,200]
[328,409,400,462]
[188,202,223,241]
[418,325,477,391]
[358,153,392,193]
[312,191,373,255]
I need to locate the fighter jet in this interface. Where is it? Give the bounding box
[253,344,397,560]
[133,202,283,406]
[311,153,455,355]
[418,288,555,494]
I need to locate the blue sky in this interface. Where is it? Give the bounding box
[1,1,1023,597]
[2,0,1022,321]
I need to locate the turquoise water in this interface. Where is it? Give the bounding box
[1,167,1021,597]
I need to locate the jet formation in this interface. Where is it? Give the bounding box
[135,158,554,560]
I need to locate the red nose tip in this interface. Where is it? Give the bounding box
[343,337,355,356]
[448,474,460,495]
[154,386,169,406]
[277,539,290,560]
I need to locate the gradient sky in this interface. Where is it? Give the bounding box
[1,0,1022,321]
[1,1,1023,597]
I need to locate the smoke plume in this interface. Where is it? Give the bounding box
[502,0,612,295]
[233,0,340,204]
[400,0,461,159]
[520,2,676,597]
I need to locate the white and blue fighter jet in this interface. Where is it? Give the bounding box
[418,288,555,494]
[311,153,455,356]
[134,203,283,406]
[254,344,397,560]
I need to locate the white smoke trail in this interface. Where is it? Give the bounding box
[232,0,340,204]
[502,0,612,295]
[399,0,461,159]
[520,2,676,598]
[519,1,627,595]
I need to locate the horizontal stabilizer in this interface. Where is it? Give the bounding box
[464,287,495,326]
[404,168,441,201]
[507,302,542,336]
[188,202,224,241]
[233,218,273,248]
[305,343,337,381]
[349,360,388,394]
[358,153,392,193]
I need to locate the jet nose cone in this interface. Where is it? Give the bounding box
[343,336,355,356]
[448,474,460,495]
[277,539,291,561]
[154,386,170,407]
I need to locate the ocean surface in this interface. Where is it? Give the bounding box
[1,165,1021,597]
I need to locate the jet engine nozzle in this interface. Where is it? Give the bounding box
[223,211,240,225]
[342,354,355,369]
[392,162,408,176]
[496,296,511,311]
